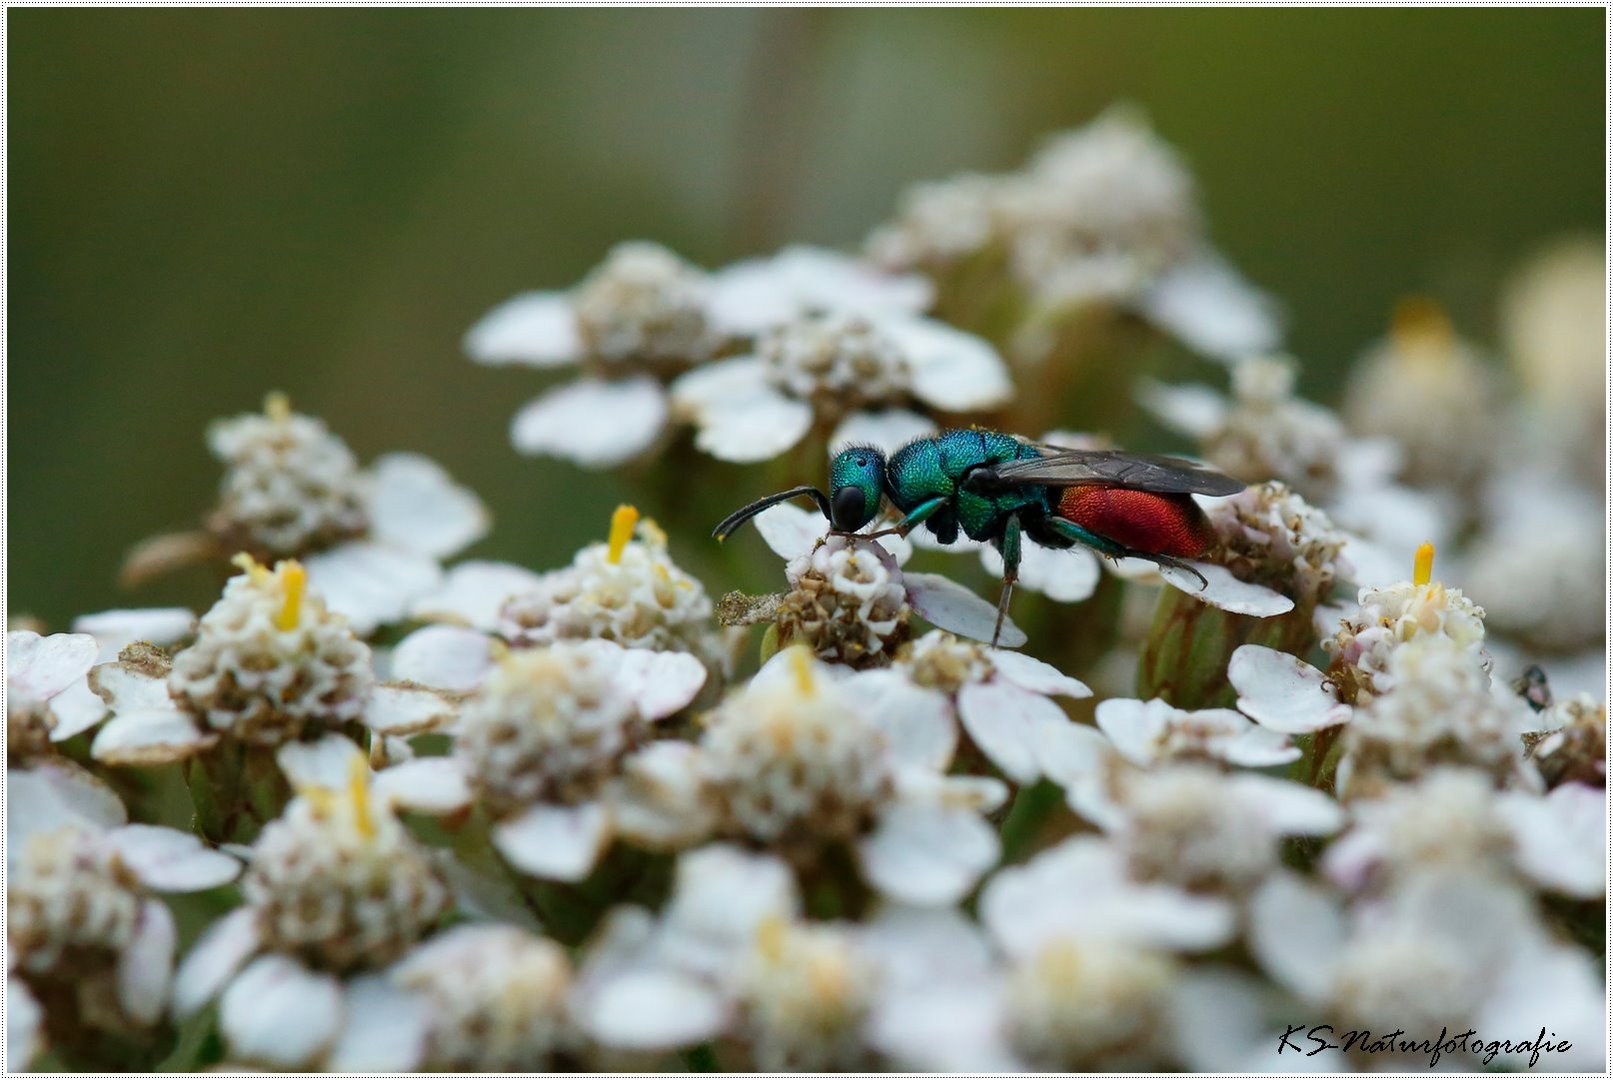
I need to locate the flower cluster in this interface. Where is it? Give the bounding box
[8,110,1603,1074]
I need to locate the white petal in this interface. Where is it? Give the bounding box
[6,631,98,701]
[87,662,174,712]
[365,452,489,559]
[1498,784,1607,899]
[304,541,443,636]
[708,245,933,337]
[1222,725,1304,768]
[373,756,474,816]
[7,978,43,1069]
[903,571,1026,648]
[172,908,264,1019]
[581,970,726,1050]
[73,608,197,663]
[14,760,127,834]
[984,648,1092,699]
[389,624,495,691]
[219,955,342,1068]
[861,905,996,989]
[326,975,428,1072]
[493,801,611,882]
[614,649,707,722]
[90,709,212,766]
[754,502,828,561]
[1229,645,1349,734]
[365,682,458,735]
[870,982,1018,1072]
[116,899,177,1027]
[107,824,240,892]
[1229,774,1344,836]
[1139,252,1280,363]
[673,367,813,463]
[1246,872,1343,1003]
[829,409,937,455]
[663,844,800,973]
[859,801,999,906]
[1093,697,1173,766]
[464,290,582,367]
[46,678,109,740]
[981,540,1101,603]
[854,670,957,771]
[957,680,1066,784]
[511,376,668,467]
[882,316,1014,411]
[1136,378,1228,439]
[1158,560,1294,616]
[274,733,367,790]
[411,560,545,631]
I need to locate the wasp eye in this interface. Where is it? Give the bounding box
[831,485,869,531]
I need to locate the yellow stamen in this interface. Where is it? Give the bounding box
[275,560,307,631]
[755,914,786,964]
[348,751,375,840]
[1413,542,1436,587]
[788,645,816,697]
[230,551,271,583]
[606,504,639,565]
[264,390,292,422]
[1391,296,1454,350]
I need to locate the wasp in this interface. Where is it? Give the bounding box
[714,428,1245,646]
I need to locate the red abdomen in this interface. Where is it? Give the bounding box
[1057,487,1215,557]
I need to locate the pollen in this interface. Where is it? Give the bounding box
[230,551,271,583]
[606,504,640,565]
[788,645,816,697]
[1413,541,1435,587]
[263,389,293,422]
[347,751,375,840]
[275,560,308,631]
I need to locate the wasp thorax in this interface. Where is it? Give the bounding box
[455,645,641,815]
[205,393,370,559]
[168,558,373,746]
[1005,937,1176,1070]
[700,649,895,852]
[760,314,911,407]
[777,536,910,668]
[572,241,714,365]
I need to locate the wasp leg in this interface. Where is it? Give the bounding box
[992,512,1023,648]
[1039,518,1209,590]
[860,496,948,540]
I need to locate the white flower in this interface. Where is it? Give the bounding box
[696,646,1007,905]
[867,108,1277,363]
[1323,767,1605,899]
[7,766,239,1039]
[497,506,723,664]
[1095,697,1299,769]
[172,741,452,1069]
[1250,871,1606,1070]
[129,393,490,636]
[744,503,1028,648]
[6,631,106,756]
[387,923,577,1070]
[70,607,197,663]
[469,243,930,467]
[1202,480,1360,610]
[380,638,707,881]
[1465,478,1604,654]
[670,313,1011,464]
[1343,298,1498,490]
[895,629,1099,785]
[1336,636,1536,798]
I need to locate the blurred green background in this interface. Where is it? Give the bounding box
[9,8,1603,627]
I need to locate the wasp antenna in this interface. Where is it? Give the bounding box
[712,486,833,541]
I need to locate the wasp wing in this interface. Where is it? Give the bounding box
[975,447,1246,496]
